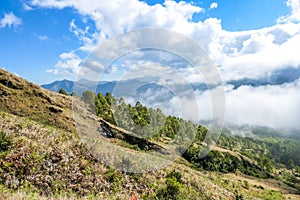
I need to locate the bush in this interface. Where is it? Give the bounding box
[166,170,182,183]
[58,88,68,96]
[156,170,184,200]
[165,177,182,197]
[0,131,12,152]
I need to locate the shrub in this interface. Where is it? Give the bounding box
[0,131,12,152]
[156,170,184,200]
[235,193,244,200]
[166,170,182,183]
[165,177,182,197]
[58,88,68,96]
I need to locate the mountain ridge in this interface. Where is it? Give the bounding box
[42,66,300,96]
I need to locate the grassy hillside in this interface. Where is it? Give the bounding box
[0,68,75,132]
[0,68,299,199]
[0,111,295,199]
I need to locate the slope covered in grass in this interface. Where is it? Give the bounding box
[0,68,299,199]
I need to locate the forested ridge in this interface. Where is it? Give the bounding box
[82,90,300,180]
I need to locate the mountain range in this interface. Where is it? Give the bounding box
[42,66,300,96]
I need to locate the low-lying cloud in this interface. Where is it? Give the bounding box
[224,79,300,130]
[123,77,300,131]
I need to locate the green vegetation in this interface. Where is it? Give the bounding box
[90,91,299,177]
[217,134,274,174]
[95,93,115,123]
[185,150,239,173]
[154,170,186,200]
[58,88,68,96]
[217,133,300,172]
[263,137,300,167]
[0,112,242,199]
[0,131,12,152]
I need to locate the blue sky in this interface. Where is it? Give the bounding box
[0,0,292,84]
[0,0,300,129]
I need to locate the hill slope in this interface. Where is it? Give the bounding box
[0,68,299,199]
[0,68,75,132]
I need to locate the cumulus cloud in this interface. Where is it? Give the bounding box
[32,0,299,78]
[59,52,77,60]
[30,0,203,44]
[278,0,300,23]
[0,12,22,28]
[209,2,218,10]
[221,32,300,81]
[82,59,105,73]
[30,0,300,78]
[47,52,81,75]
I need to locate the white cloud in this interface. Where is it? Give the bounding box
[23,3,34,11]
[47,52,81,75]
[30,0,71,9]
[29,0,300,79]
[30,0,203,44]
[37,35,49,40]
[0,12,22,28]
[221,30,300,81]
[59,51,77,60]
[209,2,218,10]
[165,79,300,130]
[224,79,300,129]
[278,0,300,23]
[82,58,105,73]
[122,62,175,80]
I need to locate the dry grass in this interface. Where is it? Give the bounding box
[224,172,299,200]
[0,68,75,132]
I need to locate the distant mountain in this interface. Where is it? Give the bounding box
[41,76,213,98]
[43,66,300,97]
[42,79,75,94]
[42,79,116,96]
[227,67,300,89]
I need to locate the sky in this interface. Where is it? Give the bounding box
[0,0,292,84]
[0,0,300,130]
